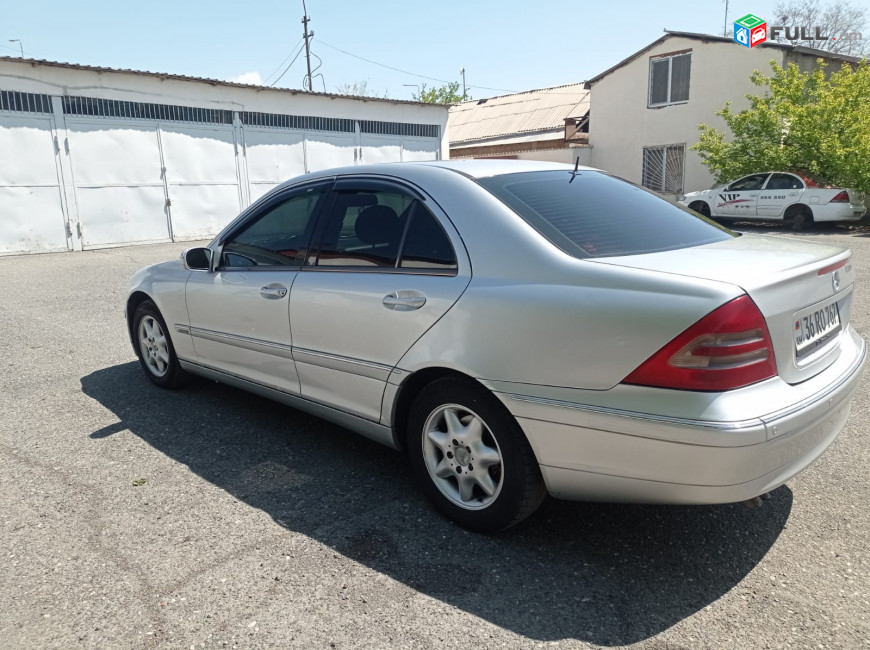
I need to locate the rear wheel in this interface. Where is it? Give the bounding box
[406,377,546,532]
[787,206,814,232]
[133,300,189,388]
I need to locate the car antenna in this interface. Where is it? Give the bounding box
[569,156,581,183]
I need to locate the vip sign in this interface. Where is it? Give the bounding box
[734,14,768,48]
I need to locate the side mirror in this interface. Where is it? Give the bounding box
[182,247,212,271]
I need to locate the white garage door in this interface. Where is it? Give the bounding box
[0,93,70,254]
[242,127,306,203]
[160,124,242,240]
[401,137,441,161]
[65,118,170,248]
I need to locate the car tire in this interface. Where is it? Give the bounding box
[133,300,189,389]
[789,206,814,232]
[406,376,546,533]
[689,201,711,219]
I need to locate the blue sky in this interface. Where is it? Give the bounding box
[1,0,804,99]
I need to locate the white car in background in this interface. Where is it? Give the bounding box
[680,172,866,230]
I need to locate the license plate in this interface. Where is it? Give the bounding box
[794,299,841,359]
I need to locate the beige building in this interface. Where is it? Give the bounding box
[585,30,860,197]
[448,83,589,164]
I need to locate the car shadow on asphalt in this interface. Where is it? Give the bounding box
[82,363,792,646]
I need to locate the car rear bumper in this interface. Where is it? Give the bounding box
[814,202,866,222]
[495,326,866,504]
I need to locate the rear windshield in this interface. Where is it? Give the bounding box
[478,170,736,258]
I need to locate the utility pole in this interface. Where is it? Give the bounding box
[722,0,729,37]
[302,0,313,91]
[460,67,466,99]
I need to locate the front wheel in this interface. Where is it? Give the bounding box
[133,300,189,388]
[689,201,711,219]
[407,377,546,532]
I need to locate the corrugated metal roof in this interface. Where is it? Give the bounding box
[448,83,589,145]
[0,56,438,107]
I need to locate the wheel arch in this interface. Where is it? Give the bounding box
[126,290,154,354]
[390,367,505,453]
[784,202,813,219]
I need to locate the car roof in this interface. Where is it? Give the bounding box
[297,159,598,184]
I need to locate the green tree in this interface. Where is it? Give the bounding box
[413,81,470,104]
[692,60,870,193]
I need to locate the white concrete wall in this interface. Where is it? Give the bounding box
[588,37,786,194]
[0,59,448,156]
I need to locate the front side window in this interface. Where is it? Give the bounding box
[727,174,769,191]
[478,170,734,259]
[649,52,691,107]
[642,144,685,193]
[221,187,325,267]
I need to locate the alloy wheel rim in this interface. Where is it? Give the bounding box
[421,404,504,510]
[138,316,170,377]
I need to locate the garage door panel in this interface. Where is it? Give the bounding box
[0,117,59,185]
[0,186,68,254]
[244,129,305,183]
[161,126,238,183]
[305,133,356,170]
[67,121,161,185]
[167,184,240,240]
[360,135,401,164]
[402,138,440,161]
[76,186,169,247]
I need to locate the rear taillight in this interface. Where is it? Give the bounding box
[623,295,777,391]
[830,191,849,203]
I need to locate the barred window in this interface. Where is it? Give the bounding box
[240,111,354,132]
[0,90,52,113]
[241,111,440,138]
[642,144,685,194]
[61,96,233,124]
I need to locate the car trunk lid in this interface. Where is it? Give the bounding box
[593,234,854,385]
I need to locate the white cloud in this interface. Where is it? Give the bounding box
[231,71,263,85]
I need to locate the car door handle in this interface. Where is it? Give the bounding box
[383,291,426,311]
[260,285,288,299]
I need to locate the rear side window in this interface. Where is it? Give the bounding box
[478,170,735,258]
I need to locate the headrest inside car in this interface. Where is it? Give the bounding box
[355,205,400,245]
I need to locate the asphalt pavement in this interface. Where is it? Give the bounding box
[1,222,869,649]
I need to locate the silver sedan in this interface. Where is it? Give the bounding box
[126,160,866,532]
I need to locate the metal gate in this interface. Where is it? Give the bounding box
[65,118,171,248]
[0,93,70,254]
[159,123,242,240]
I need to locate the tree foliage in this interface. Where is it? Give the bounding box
[691,59,870,193]
[772,0,869,57]
[334,80,388,98]
[412,81,470,104]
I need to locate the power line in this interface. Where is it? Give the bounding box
[315,39,580,96]
[263,38,304,85]
[270,41,307,87]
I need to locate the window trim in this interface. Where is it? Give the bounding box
[648,51,692,108]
